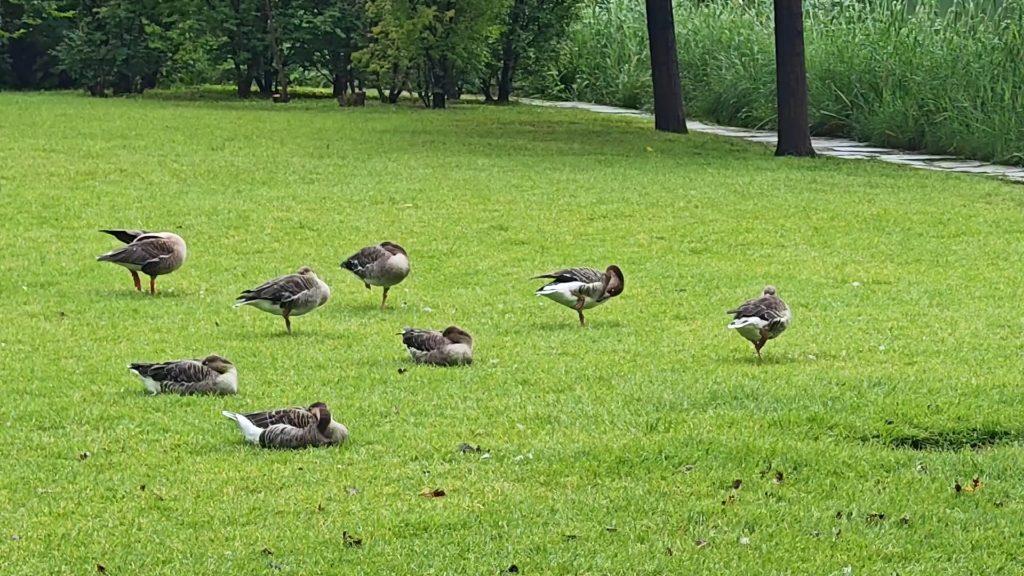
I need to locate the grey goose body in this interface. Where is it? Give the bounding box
[340,242,410,309]
[234,266,331,333]
[726,285,792,358]
[96,230,187,294]
[401,326,474,366]
[128,354,237,395]
[532,265,624,326]
[222,403,347,449]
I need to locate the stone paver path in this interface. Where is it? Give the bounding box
[518,98,1024,184]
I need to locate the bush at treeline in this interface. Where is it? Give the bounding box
[3,0,1023,163]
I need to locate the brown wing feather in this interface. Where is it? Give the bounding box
[531,267,604,285]
[237,274,318,305]
[402,328,449,352]
[97,236,175,271]
[727,295,787,321]
[259,424,332,449]
[240,407,317,429]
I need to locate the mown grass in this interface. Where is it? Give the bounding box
[534,0,1024,165]
[2,92,1024,574]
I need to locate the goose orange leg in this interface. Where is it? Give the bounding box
[574,296,586,326]
[149,276,156,295]
[131,271,142,291]
[754,329,769,359]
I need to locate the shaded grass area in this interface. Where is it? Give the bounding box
[535,0,1024,165]
[2,93,1024,574]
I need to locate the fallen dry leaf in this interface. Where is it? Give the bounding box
[139,485,145,492]
[262,548,273,555]
[759,462,773,477]
[900,514,911,525]
[420,487,446,498]
[722,494,736,506]
[665,547,673,556]
[836,511,843,519]
[564,534,578,540]
[459,443,481,453]
[732,479,743,490]
[605,526,617,532]
[397,368,407,375]
[866,513,885,523]
[506,565,519,574]
[343,531,362,548]
[972,477,985,491]
[995,500,1005,508]
[695,538,707,547]
[955,481,963,493]
[79,452,90,461]
[96,564,106,574]
[317,502,323,512]
[269,562,282,571]
[773,471,784,485]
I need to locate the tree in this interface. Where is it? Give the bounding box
[486,0,580,104]
[358,0,506,108]
[0,0,75,89]
[54,0,169,96]
[773,0,815,156]
[644,0,686,133]
[286,0,367,97]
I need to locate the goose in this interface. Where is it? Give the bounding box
[233,266,331,333]
[532,265,624,326]
[726,285,792,359]
[400,326,474,366]
[128,354,237,395]
[222,402,348,449]
[96,229,187,294]
[340,242,410,309]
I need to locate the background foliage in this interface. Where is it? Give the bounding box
[2,0,1024,160]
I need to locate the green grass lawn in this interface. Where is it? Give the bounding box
[3,92,1024,574]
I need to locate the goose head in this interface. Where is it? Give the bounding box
[308,402,334,434]
[442,326,474,347]
[603,265,624,299]
[201,354,235,374]
[763,285,777,296]
[380,242,407,257]
[297,266,315,276]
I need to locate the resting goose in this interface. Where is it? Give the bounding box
[96,229,187,294]
[727,285,792,359]
[128,354,238,395]
[340,242,410,309]
[401,326,474,366]
[234,266,331,333]
[532,265,624,326]
[222,402,348,449]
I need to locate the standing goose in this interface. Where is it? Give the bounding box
[532,265,624,326]
[233,266,331,333]
[340,241,410,309]
[222,402,347,449]
[96,230,187,294]
[726,285,792,359]
[128,354,238,395]
[401,326,474,366]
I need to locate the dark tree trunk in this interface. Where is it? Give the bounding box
[264,0,289,102]
[481,78,494,102]
[773,0,816,156]
[431,90,446,109]
[236,67,252,98]
[260,67,274,97]
[497,57,514,103]
[333,73,345,98]
[645,0,687,133]
[430,58,446,109]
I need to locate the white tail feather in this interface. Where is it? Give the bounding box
[222,411,263,444]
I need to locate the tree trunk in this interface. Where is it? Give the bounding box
[645,0,687,133]
[236,67,252,98]
[497,58,514,103]
[264,0,289,102]
[773,0,816,156]
[481,78,494,102]
[333,72,345,98]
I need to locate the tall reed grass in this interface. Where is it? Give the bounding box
[525,0,1024,164]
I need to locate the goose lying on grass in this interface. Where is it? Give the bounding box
[96,229,187,294]
[222,403,348,449]
[532,265,624,326]
[128,354,237,395]
[340,241,410,310]
[234,266,331,333]
[727,285,792,359]
[400,326,474,366]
